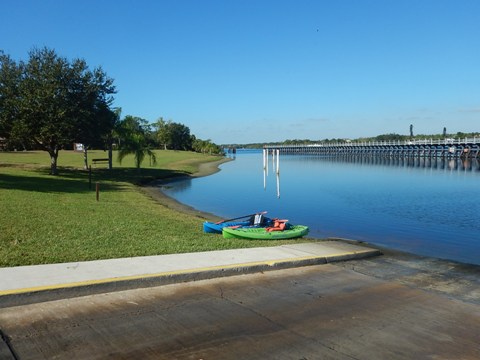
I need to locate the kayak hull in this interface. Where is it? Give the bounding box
[203,220,250,234]
[204,216,273,234]
[222,225,309,240]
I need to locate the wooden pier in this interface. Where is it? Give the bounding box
[264,138,480,159]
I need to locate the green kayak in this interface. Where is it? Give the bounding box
[222,225,309,240]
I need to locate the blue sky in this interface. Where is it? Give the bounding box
[1,0,479,144]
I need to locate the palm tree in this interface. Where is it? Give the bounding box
[117,116,157,170]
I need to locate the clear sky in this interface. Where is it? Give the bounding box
[1,0,479,144]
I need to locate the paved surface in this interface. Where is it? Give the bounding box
[335,248,480,305]
[0,241,380,308]
[0,259,479,359]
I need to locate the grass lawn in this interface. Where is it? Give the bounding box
[0,150,308,267]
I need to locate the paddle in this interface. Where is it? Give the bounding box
[215,211,267,224]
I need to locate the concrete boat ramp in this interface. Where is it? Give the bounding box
[0,241,379,307]
[1,240,479,359]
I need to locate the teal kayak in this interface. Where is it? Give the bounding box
[203,214,273,234]
[222,225,309,240]
[203,220,251,234]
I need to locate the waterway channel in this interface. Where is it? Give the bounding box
[161,150,480,265]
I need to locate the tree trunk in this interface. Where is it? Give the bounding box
[83,147,88,170]
[108,144,113,170]
[49,148,59,175]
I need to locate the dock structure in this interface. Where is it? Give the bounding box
[264,138,480,159]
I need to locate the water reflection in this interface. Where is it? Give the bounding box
[276,172,280,198]
[162,150,480,264]
[290,155,480,173]
[264,149,281,198]
[264,154,479,199]
[159,178,192,193]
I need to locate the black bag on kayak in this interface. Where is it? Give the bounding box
[250,213,267,226]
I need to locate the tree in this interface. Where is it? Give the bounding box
[153,118,192,150]
[104,107,122,169]
[374,133,407,141]
[152,118,170,150]
[117,115,156,169]
[192,138,224,154]
[0,51,24,149]
[0,47,116,174]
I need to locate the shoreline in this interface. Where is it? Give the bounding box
[132,157,479,304]
[140,157,233,223]
[140,157,480,273]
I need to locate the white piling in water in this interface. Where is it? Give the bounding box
[263,149,266,190]
[276,149,280,174]
[276,172,280,198]
[263,149,266,170]
[264,167,266,190]
[272,149,275,173]
[265,150,270,176]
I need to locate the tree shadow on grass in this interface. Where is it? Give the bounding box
[0,167,191,194]
[90,167,191,185]
[0,172,94,194]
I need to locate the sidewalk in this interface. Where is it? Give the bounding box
[0,240,380,308]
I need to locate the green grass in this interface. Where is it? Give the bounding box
[0,150,308,267]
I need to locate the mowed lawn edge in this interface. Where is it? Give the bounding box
[0,150,309,267]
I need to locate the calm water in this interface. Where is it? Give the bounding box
[162,150,480,265]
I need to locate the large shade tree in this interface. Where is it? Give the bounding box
[0,47,116,174]
[153,118,192,151]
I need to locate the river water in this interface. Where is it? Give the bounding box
[161,150,480,265]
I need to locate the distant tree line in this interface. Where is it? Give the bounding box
[115,116,223,156]
[355,131,480,142]
[0,47,223,174]
[224,131,480,149]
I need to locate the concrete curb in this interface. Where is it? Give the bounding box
[0,249,380,308]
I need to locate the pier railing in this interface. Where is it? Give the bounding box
[264,138,480,158]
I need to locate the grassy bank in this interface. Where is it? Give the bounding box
[0,150,307,267]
